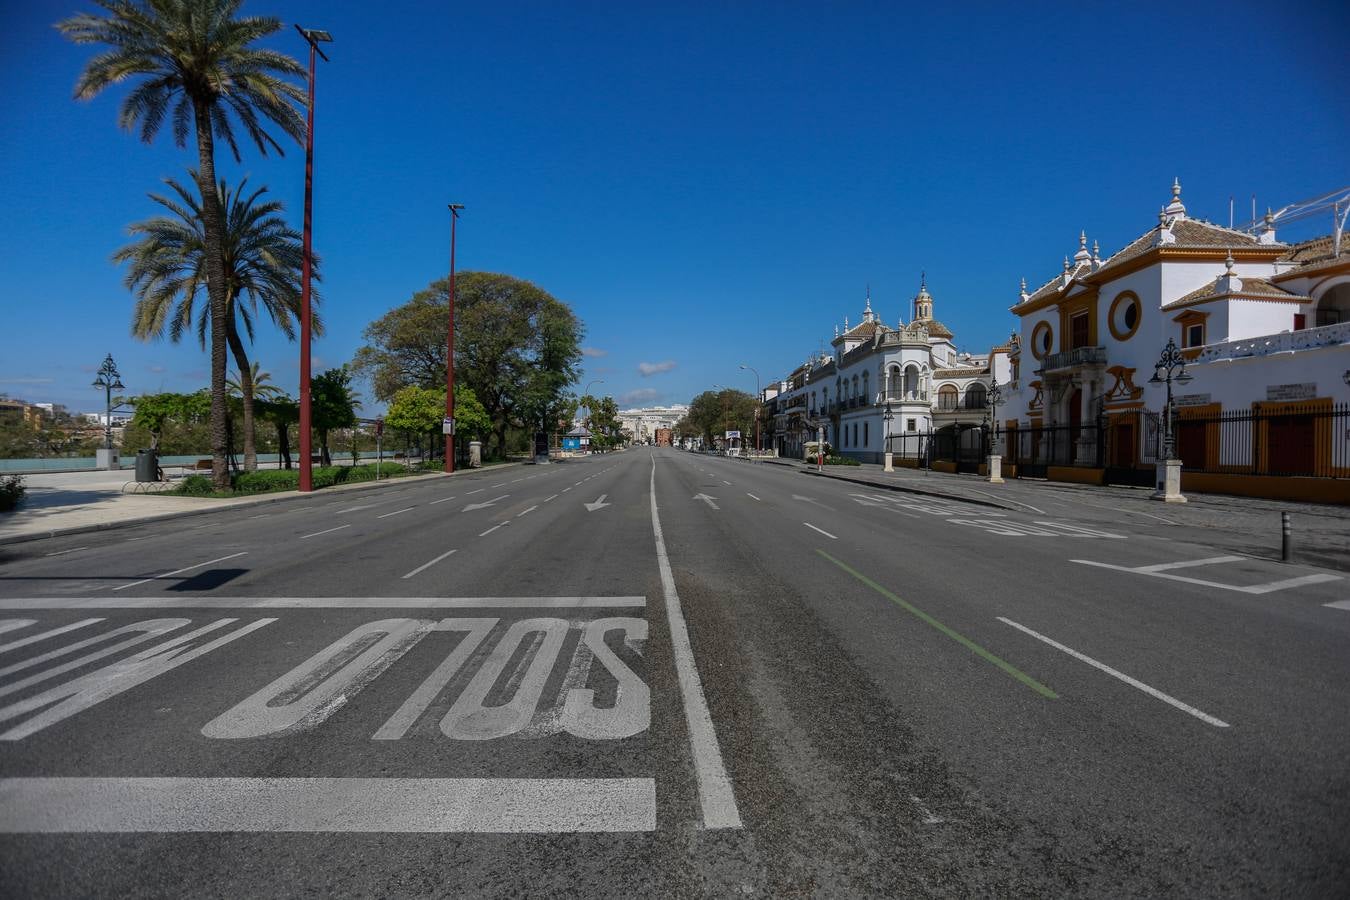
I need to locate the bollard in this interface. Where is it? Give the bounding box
[1281,511,1291,563]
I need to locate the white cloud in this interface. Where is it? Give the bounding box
[638,360,677,377]
[619,388,660,405]
[582,347,608,358]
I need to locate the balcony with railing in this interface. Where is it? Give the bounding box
[881,389,930,403]
[1039,345,1107,372]
[1195,321,1350,362]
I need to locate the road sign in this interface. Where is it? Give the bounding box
[725,430,741,439]
[375,419,384,437]
[442,416,455,435]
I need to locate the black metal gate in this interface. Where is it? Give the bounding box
[1101,411,1160,487]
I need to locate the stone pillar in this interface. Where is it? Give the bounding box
[1151,459,1186,502]
[986,454,1004,483]
[96,448,119,471]
[469,441,482,469]
[884,449,894,472]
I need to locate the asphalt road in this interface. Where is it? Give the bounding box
[0,449,1347,897]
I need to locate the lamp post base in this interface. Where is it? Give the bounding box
[96,448,119,471]
[883,451,894,472]
[986,454,1004,483]
[1151,459,1187,502]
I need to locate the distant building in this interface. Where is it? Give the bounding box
[654,428,673,447]
[617,404,689,443]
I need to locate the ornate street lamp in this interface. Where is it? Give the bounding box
[91,353,125,451]
[1148,337,1193,460]
[739,363,761,455]
[883,400,894,471]
[987,377,1003,452]
[1148,337,1193,502]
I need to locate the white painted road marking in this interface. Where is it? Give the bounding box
[544,494,559,503]
[746,493,760,501]
[803,522,838,540]
[429,495,458,505]
[0,777,656,833]
[0,619,103,655]
[43,547,87,557]
[1071,557,1341,594]
[791,494,833,511]
[1325,600,1350,611]
[300,524,350,540]
[0,597,647,610]
[377,507,416,519]
[111,552,248,592]
[692,493,720,510]
[651,455,741,829]
[401,549,459,580]
[463,495,508,512]
[466,488,484,495]
[997,617,1231,728]
[479,524,506,537]
[517,505,538,517]
[584,494,610,512]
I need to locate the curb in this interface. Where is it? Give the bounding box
[799,468,1015,511]
[0,462,525,548]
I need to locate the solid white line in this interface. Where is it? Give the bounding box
[44,547,88,557]
[997,617,1230,728]
[746,493,760,501]
[1072,559,1340,594]
[479,524,504,537]
[650,455,741,829]
[401,549,458,580]
[803,522,837,540]
[0,777,656,833]
[517,506,538,517]
[300,524,350,540]
[111,552,248,592]
[544,494,558,503]
[0,596,646,610]
[0,619,103,654]
[377,507,415,519]
[1135,555,1246,573]
[429,496,457,505]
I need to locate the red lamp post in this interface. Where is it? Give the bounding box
[295,25,331,492]
[444,203,464,473]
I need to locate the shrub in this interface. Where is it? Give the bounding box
[823,454,861,466]
[0,474,25,512]
[174,474,216,496]
[232,469,299,494]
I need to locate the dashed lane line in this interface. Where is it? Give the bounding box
[111,552,249,592]
[43,547,87,557]
[377,507,416,519]
[479,523,507,537]
[803,522,837,540]
[517,506,538,517]
[300,524,350,540]
[544,494,558,503]
[997,617,1230,727]
[429,496,458,505]
[401,549,458,580]
[746,493,760,501]
[818,550,1058,700]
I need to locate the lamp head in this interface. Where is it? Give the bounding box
[1148,370,1163,385]
[1176,371,1193,385]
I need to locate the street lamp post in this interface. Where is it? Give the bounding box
[986,377,1004,483]
[295,25,331,493]
[883,401,894,471]
[739,364,761,456]
[1148,337,1193,502]
[91,353,126,469]
[579,380,602,453]
[444,203,465,472]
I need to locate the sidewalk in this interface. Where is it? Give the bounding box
[754,455,1350,573]
[0,464,518,546]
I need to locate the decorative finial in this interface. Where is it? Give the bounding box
[1172,177,1182,201]
[1063,256,1071,272]
[1159,206,1167,225]
[1020,276,1027,291]
[1079,230,1087,248]
[844,316,849,330]
[920,271,927,291]
[834,324,839,338]
[1224,250,1235,273]
[1092,239,1100,259]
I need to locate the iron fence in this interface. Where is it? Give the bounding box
[1175,402,1349,478]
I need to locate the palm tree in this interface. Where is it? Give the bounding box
[60,0,306,490]
[114,173,321,472]
[227,362,283,469]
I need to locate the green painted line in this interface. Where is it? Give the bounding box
[817,549,1058,699]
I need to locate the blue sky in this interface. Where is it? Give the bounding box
[2,1,1347,415]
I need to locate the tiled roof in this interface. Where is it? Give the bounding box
[923,318,954,339]
[1279,234,1337,265]
[834,320,883,343]
[1162,276,1308,311]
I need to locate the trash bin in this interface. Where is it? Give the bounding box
[135,448,159,483]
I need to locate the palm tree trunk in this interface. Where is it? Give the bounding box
[191,100,231,492]
[278,420,291,469]
[226,329,257,472]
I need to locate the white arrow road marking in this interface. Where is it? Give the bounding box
[693,493,720,510]
[300,524,350,540]
[792,494,834,511]
[803,522,837,540]
[584,494,611,512]
[112,552,248,592]
[463,495,509,512]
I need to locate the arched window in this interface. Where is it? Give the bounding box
[938,384,959,411]
[904,364,920,398]
[965,383,987,409]
[887,365,901,397]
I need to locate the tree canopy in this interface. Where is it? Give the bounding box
[686,389,758,445]
[353,272,583,456]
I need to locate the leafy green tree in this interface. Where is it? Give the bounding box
[257,394,298,468]
[129,391,211,450]
[578,394,621,451]
[687,389,757,446]
[384,384,490,460]
[114,173,317,473]
[61,0,307,490]
[311,366,357,466]
[353,272,583,457]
